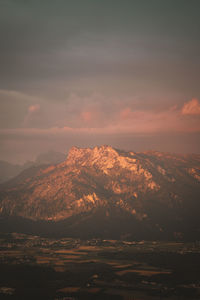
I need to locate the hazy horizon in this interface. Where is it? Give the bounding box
[1,0,200,163]
[2,141,200,165]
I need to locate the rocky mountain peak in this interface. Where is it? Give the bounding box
[66,145,119,167]
[65,145,156,183]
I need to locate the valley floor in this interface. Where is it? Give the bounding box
[0,234,200,299]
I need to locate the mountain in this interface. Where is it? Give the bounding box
[0,161,24,184]
[0,151,65,184]
[0,145,200,240]
[34,150,66,165]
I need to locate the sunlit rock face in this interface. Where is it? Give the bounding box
[0,145,200,239]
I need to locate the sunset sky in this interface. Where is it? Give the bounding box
[0,0,200,163]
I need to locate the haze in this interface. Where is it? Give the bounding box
[0,0,200,163]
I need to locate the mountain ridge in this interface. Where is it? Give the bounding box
[0,150,66,184]
[0,145,200,240]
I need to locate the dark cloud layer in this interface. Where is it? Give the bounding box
[0,0,200,162]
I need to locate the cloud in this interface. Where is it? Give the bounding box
[28,104,40,113]
[81,111,95,123]
[120,107,132,119]
[0,89,44,129]
[118,105,200,133]
[181,98,200,115]
[120,107,146,120]
[23,104,41,126]
[0,89,41,104]
[80,108,104,127]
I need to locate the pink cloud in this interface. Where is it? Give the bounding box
[120,107,132,119]
[120,107,146,121]
[2,100,199,142]
[118,105,200,133]
[80,109,102,126]
[181,98,200,115]
[81,111,93,123]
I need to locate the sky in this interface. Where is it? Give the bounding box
[0,0,200,163]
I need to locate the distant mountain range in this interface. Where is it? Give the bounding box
[0,145,200,240]
[0,151,66,183]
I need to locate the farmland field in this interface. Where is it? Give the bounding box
[0,234,200,299]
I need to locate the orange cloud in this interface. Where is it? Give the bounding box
[181,98,200,115]
[28,104,40,113]
[23,104,41,126]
